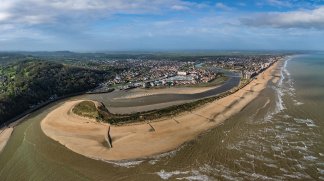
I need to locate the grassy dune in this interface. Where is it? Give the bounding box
[72,101,101,120]
[72,101,111,121]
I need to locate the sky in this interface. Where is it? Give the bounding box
[1,0,324,51]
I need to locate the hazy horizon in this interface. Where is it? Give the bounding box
[0,49,320,53]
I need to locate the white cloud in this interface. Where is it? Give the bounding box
[0,12,11,21]
[171,5,189,11]
[267,0,292,8]
[153,20,184,27]
[241,6,324,29]
[215,2,232,11]
[0,0,196,25]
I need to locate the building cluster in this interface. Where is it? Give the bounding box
[240,57,278,79]
[83,54,283,91]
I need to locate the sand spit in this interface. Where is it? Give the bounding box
[113,86,218,100]
[41,61,280,161]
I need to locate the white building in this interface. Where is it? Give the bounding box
[177,71,187,76]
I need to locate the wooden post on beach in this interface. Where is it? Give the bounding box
[105,126,113,148]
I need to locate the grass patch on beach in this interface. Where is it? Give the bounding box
[72,101,101,120]
[73,101,111,121]
[73,101,99,119]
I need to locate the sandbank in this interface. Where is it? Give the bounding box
[113,86,219,100]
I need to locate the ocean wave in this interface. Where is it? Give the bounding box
[276,56,304,113]
[294,118,317,127]
[176,170,210,181]
[264,86,284,121]
[238,170,280,181]
[317,168,324,175]
[156,169,210,181]
[199,164,241,180]
[275,87,285,112]
[282,114,291,119]
[303,155,318,161]
[279,57,306,108]
[148,143,185,165]
[156,170,190,180]
[293,100,304,106]
[104,160,144,168]
[264,163,278,168]
[265,57,294,120]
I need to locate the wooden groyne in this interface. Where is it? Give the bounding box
[105,126,113,148]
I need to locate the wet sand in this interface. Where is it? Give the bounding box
[0,116,27,153]
[0,128,13,153]
[41,61,280,161]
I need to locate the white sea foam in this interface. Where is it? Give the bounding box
[280,168,288,173]
[283,174,300,179]
[264,58,293,121]
[294,118,317,127]
[275,56,299,114]
[295,164,306,170]
[157,169,210,181]
[250,173,277,181]
[293,100,304,106]
[264,163,278,168]
[317,168,324,174]
[303,155,318,161]
[176,170,210,181]
[104,160,144,168]
[280,57,306,108]
[148,143,185,165]
[271,145,282,152]
[156,170,190,180]
[199,164,242,180]
[282,114,291,119]
[220,174,241,181]
[275,87,285,112]
[274,79,285,114]
[293,145,308,151]
[285,127,299,133]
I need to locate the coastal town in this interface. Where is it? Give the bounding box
[89,54,282,91]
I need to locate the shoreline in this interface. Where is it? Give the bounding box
[0,128,13,153]
[40,60,282,161]
[0,115,28,153]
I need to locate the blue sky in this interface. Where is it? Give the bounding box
[1,0,324,51]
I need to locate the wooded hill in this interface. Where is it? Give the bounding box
[0,60,111,124]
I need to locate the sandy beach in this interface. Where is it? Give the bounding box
[41,61,281,161]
